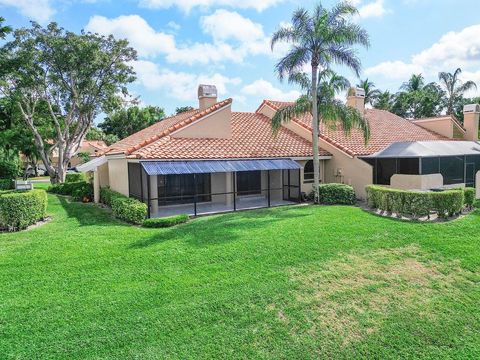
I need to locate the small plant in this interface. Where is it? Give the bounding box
[65,173,85,183]
[143,214,189,228]
[111,197,147,225]
[0,179,13,190]
[48,181,93,202]
[463,188,475,209]
[318,183,356,205]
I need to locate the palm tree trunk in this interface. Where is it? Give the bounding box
[311,64,320,204]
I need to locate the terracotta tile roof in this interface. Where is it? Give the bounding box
[261,100,449,156]
[81,140,108,151]
[412,115,466,132]
[104,99,233,155]
[131,112,330,159]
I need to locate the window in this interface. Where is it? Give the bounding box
[128,163,143,200]
[158,173,211,205]
[237,171,261,196]
[303,160,314,183]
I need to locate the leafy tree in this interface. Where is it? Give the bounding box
[175,106,194,114]
[86,127,118,146]
[76,151,91,164]
[438,68,477,115]
[392,74,445,119]
[99,105,165,140]
[0,17,11,39]
[454,97,480,122]
[0,22,136,183]
[271,2,370,202]
[373,90,395,111]
[357,79,380,106]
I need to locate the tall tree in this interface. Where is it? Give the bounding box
[357,78,380,106]
[0,17,11,39]
[373,90,395,111]
[271,2,370,203]
[0,22,136,183]
[438,68,477,115]
[99,105,165,139]
[175,106,194,115]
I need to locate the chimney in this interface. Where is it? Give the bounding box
[347,87,365,113]
[198,84,217,110]
[463,104,480,141]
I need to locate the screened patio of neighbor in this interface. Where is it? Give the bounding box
[362,141,480,188]
[127,159,303,218]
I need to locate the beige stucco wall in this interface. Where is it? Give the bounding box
[413,119,454,138]
[108,158,129,196]
[391,174,443,191]
[211,172,227,203]
[477,171,480,199]
[98,162,109,188]
[172,105,232,139]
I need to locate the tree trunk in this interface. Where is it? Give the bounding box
[311,64,320,204]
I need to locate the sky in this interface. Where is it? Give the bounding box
[1,0,480,118]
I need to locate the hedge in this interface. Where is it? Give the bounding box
[111,197,147,225]
[366,185,465,219]
[143,214,189,228]
[100,186,147,225]
[0,189,47,231]
[0,179,13,190]
[464,188,475,208]
[48,181,93,202]
[65,173,85,183]
[318,183,356,205]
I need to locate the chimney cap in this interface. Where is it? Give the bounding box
[463,104,480,114]
[348,87,365,98]
[198,84,217,99]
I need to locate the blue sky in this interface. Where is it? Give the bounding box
[2,0,480,117]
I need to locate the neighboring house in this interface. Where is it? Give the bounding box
[79,85,480,218]
[69,140,108,167]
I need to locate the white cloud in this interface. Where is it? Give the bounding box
[132,60,241,101]
[365,24,480,82]
[241,79,301,101]
[85,12,271,65]
[138,0,284,12]
[85,15,176,58]
[358,0,389,18]
[0,0,55,23]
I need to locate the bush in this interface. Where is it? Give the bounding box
[100,186,125,207]
[143,214,189,228]
[463,188,475,208]
[318,183,356,205]
[48,181,93,202]
[111,197,147,225]
[65,173,85,183]
[366,185,465,219]
[0,179,13,190]
[0,189,47,231]
[0,156,21,179]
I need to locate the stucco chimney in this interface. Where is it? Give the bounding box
[347,87,365,113]
[463,104,480,141]
[198,84,217,110]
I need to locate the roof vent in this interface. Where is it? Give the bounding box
[463,104,480,113]
[198,84,217,99]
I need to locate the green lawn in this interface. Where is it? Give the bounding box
[1,195,479,359]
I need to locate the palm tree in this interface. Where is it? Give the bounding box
[357,79,380,106]
[438,68,477,115]
[271,2,370,203]
[373,90,395,111]
[401,74,425,92]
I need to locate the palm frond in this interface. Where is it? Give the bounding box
[271,95,311,134]
[274,46,310,81]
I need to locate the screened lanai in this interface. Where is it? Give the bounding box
[362,141,480,187]
[127,159,302,218]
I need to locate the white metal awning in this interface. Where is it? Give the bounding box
[76,155,107,172]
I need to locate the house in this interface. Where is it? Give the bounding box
[78,85,480,218]
[69,140,108,167]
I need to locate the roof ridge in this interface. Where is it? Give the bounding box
[125,98,232,156]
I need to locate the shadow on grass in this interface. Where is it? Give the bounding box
[130,205,313,249]
[57,195,122,228]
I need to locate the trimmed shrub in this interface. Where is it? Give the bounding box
[65,173,85,183]
[431,190,464,218]
[463,188,475,208]
[366,185,465,219]
[100,186,125,207]
[143,214,189,228]
[0,189,47,231]
[111,197,147,225]
[318,183,356,205]
[0,179,13,190]
[48,181,93,202]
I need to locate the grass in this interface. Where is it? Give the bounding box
[1,195,480,359]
